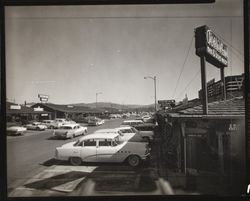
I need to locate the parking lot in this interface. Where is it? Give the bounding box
[7,118,172,196]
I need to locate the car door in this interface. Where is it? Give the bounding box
[74,125,81,136]
[80,139,97,162]
[96,139,118,162]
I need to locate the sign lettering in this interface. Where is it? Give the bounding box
[195,25,228,68]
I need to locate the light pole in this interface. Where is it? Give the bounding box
[96,92,102,108]
[144,76,157,112]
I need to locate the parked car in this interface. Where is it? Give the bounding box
[143,116,157,124]
[120,119,144,127]
[133,123,157,132]
[80,116,95,123]
[94,128,146,143]
[141,115,152,122]
[55,133,150,167]
[41,120,58,129]
[53,124,87,139]
[54,118,76,128]
[120,125,154,141]
[88,117,105,126]
[7,126,27,136]
[25,122,47,131]
[109,114,118,119]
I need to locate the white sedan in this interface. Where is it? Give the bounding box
[7,126,27,136]
[55,133,150,167]
[94,128,146,143]
[25,122,47,131]
[88,118,105,126]
[53,124,87,139]
[41,120,59,129]
[120,125,154,141]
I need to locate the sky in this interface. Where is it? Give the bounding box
[5,0,244,105]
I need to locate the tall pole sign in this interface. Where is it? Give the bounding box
[195,25,228,114]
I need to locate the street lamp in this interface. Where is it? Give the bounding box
[144,76,157,112]
[96,92,102,108]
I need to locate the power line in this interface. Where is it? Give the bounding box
[176,69,200,100]
[172,35,194,99]
[231,48,244,64]
[212,29,244,58]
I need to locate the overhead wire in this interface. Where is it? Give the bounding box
[173,23,244,102]
[212,29,244,59]
[176,69,200,100]
[172,35,194,99]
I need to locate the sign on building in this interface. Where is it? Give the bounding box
[195,25,228,68]
[158,100,175,108]
[38,94,49,103]
[34,107,44,112]
[10,105,21,110]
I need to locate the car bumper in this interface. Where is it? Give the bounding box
[141,152,151,161]
[53,134,68,139]
[7,131,23,136]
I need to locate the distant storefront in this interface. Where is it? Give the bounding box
[31,103,112,120]
[6,102,51,123]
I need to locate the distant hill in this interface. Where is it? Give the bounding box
[23,101,155,112]
[72,102,155,110]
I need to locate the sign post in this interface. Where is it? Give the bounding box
[200,56,208,114]
[195,25,228,114]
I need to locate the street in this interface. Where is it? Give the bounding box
[7,118,166,196]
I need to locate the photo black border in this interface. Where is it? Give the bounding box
[0,0,249,201]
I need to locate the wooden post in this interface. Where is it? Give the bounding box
[200,56,208,115]
[217,132,224,174]
[180,122,186,174]
[220,67,226,100]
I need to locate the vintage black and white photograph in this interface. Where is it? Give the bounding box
[5,0,245,197]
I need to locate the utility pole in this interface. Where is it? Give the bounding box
[96,92,102,108]
[144,76,157,112]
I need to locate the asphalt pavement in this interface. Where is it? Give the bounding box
[7,119,124,192]
[7,118,173,197]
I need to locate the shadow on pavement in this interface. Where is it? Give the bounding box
[24,164,159,195]
[41,158,151,168]
[46,136,68,140]
[24,171,88,190]
[41,158,68,166]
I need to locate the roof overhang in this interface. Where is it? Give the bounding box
[168,113,245,120]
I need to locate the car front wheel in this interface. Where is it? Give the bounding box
[127,155,140,167]
[69,157,82,166]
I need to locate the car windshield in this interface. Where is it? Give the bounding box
[113,136,122,145]
[131,127,138,133]
[121,122,130,125]
[73,139,82,146]
[61,126,73,130]
[117,130,124,136]
[119,129,133,134]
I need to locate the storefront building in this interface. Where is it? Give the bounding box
[6,102,51,124]
[157,96,245,195]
